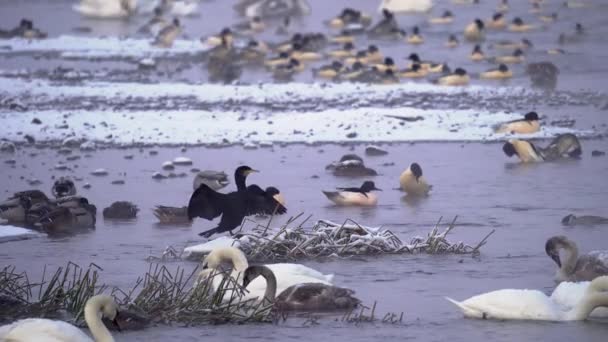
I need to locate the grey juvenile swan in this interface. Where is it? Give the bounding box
[242,265,360,312]
[545,236,608,283]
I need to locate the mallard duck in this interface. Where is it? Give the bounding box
[51,177,76,198]
[38,196,97,235]
[0,190,50,223]
[103,201,139,219]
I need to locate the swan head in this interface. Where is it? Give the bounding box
[545,235,572,268]
[242,265,275,288]
[202,247,249,272]
[87,295,120,331]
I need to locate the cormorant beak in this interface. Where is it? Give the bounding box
[112,312,122,332]
[246,169,260,175]
[373,187,382,191]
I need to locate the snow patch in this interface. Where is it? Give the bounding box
[0,225,44,243]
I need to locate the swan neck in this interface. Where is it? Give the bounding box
[84,297,114,342]
[257,266,277,303]
[570,292,608,320]
[561,240,579,274]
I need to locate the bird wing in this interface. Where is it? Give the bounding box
[187,184,225,220]
[244,185,287,216]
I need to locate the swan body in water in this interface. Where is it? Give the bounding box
[199,247,334,301]
[73,0,137,19]
[551,280,608,317]
[545,235,608,283]
[446,276,608,321]
[0,294,119,341]
[243,265,361,311]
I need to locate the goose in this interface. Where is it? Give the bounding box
[153,170,230,224]
[494,48,525,64]
[446,276,608,321]
[52,177,77,198]
[481,64,512,80]
[188,166,287,237]
[0,190,49,223]
[322,181,381,206]
[406,26,424,44]
[486,13,506,30]
[152,18,181,48]
[73,0,137,19]
[438,67,469,86]
[0,295,119,341]
[445,34,459,48]
[399,162,431,196]
[509,17,535,32]
[243,265,361,311]
[429,10,453,25]
[464,19,484,42]
[550,280,608,317]
[494,112,540,134]
[562,214,608,226]
[378,0,433,13]
[199,247,334,302]
[545,236,608,283]
[470,44,484,61]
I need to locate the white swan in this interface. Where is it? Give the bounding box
[378,0,433,13]
[199,247,334,301]
[0,295,119,342]
[551,280,608,317]
[73,0,137,19]
[446,276,608,321]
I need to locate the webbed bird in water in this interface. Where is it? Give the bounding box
[188,166,287,238]
[322,181,381,206]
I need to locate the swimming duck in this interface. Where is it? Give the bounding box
[372,57,397,73]
[364,45,383,63]
[314,61,345,79]
[495,112,540,134]
[339,61,367,81]
[562,214,608,226]
[497,0,509,12]
[437,68,469,86]
[399,162,431,196]
[377,69,400,84]
[102,201,139,219]
[152,18,181,48]
[407,53,447,73]
[502,139,543,163]
[38,196,97,235]
[272,58,303,81]
[493,38,533,50]
[233,16,266,35]
[326,154,378,177]
[264,52,291,68]
[446,276,608,321]
[13,19,47,39]
[51,177,77,198]
[0,190,50,223]
[367,9,399,38]
[464,19,485,42]
[204,28,234,47]
[558,23,585,44]
[327,42,355,59]
[546,236,608,283]
[480,63,513,79]
[494,48,525,64]
[445,34,459,48]
[290,43,322,61]
[73,0,136,19]
[399,63,428,78]
[407,26,424,44]
[509,17,534,32]
[429,10,454,25]
[242,0,311,19]
[330,30,355,44]
[539,13,557,23]
[469,44,485,61]
[327,8,372,29]
[188,166,287,237]
[242,265,361,311]
[379,0,433,13]
[344,50,370,66]
[486,13,506,30]
[322,181,381,206]
[238,40,269,64]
